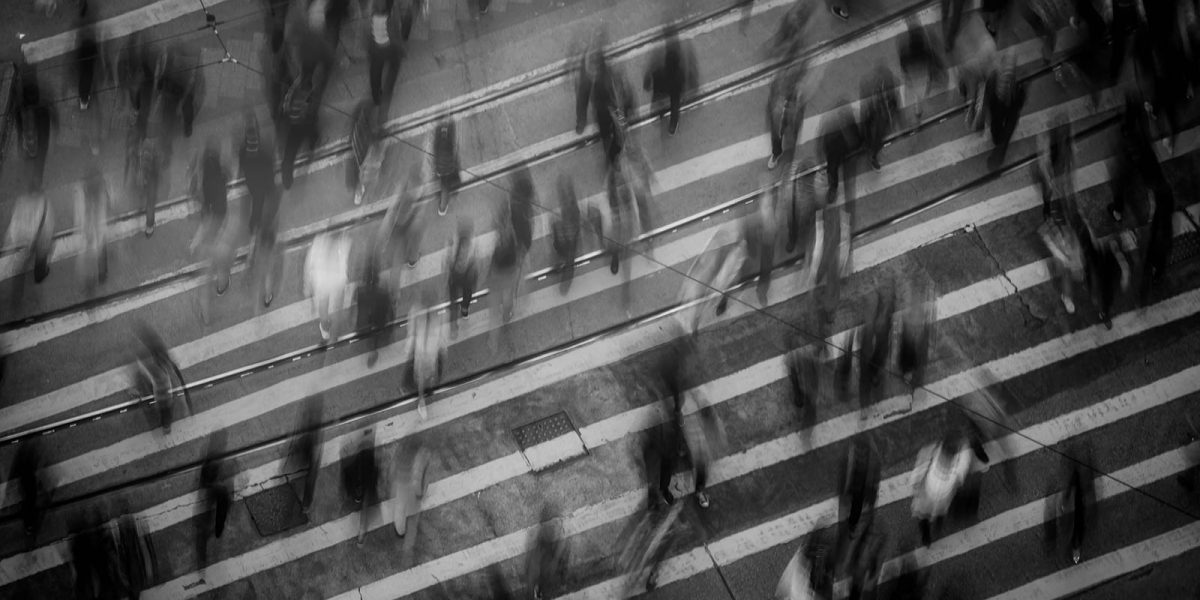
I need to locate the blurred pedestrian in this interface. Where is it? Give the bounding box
[765,0,816,60]
[446,219,479,335]
[430,116,461,216]
[13,441,50,542]
[118,31,156,137]
[1033,114,1086,315]
[859,66,899,171]
[387,441,430,567]
[407,292,448,421]
[898,282,935,391]
[305,231,352,343]
[675,225,746,333]
[15,62,56,191]
[397,0,427,42]
[131,322,191,434]
[821,103,860,207]
[281,72,325,189]
[942,0,968,51]
[982,50,1026,167]
[379,164,426,269]
[343,429,379,546]
[785,339,824,433]
[618,500,683,593]
[113,512,156,599]
[5,189,56,309]
[1108,94,1166,224]
[839,437,880,548]
[909,433,975,546]
[898,15,946,121]
[366,0,404,107]
[1140,179,1176,306]
[1045,449,1095,565]
[509,167,536,252]
[348,100,384,205]
[357,246,394,368]
[297,396,324,513]
[70,510,115,599]
[197,432,232,572]
[858,285,895,406]
[743,176,780,305]
[77,165,111,289]
[240,113,282,306]
[155,44,204,140]
[551,174,581,294]
[766,61,805,170]
[188,142,233,301]
[576,28,635,164]
[491,194,526,327]
[75,19,98,110]
[263,0,290,53]
[775,537,822,599]
[130,136,164,237]
[644,24,697,136]
[526,507,568,599]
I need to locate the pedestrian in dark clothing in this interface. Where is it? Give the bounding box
[643,25,697,136]
[898,15,946,120]
[576,29,635,164]
[859,67,899,171]
[551,174,581,294]
[1108,0,1149,80]
[642,419,681,510]
[526,507,567,600]
[70,512,114,600]
[4,191,55,305]
[898,283,935,390]
[14,442,49,542]
[132,323,190,434]
[348,100,383,205]
[156,46,204,139]
[356,249,393,368]
[839,437,880,543]
[509,166,536,252]
[447,219,478,332]
[197,433,232,572]
[821,103,860,207]
[984,52,1025,167]
[942,0,968,51]
[397,0,426,41]
[858,286,895,406]
[188,144,230,295]
[1109,95,1165,224]
[766,1,815,60]
[16,64,56,192]
[766,61,805,170]
[345,429,380,546]
[430,116,461,215]
[366,0,404,107]
[262,41,293,129]
[75,23,98,110]
[281,74,324,190]
[113,513,155,599]
[264,0,290,54]
[298,396,324,513]
[1140,182,1175,305]
[128,136,163,238]
[118,32,156,136]
[241,113,278,241]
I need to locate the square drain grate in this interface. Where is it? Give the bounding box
[244,482,309,537]
[513,411,588,472]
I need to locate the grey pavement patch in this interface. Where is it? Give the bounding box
[244,482,309,537]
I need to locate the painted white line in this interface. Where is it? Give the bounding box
[855,441,1200,599]
[139,221,1200,598]
[19,0,238,63]
[563,361,1200,600]
[0,41,1091,437]
[987,522,1200,600]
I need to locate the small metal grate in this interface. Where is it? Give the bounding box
[512,412,576,452]
[244,483,309,537]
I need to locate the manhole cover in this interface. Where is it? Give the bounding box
[1169,231,1200,267]
[513,412,587,472]
[244,483,309,537]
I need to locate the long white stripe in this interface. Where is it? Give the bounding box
[564,362,1200,599]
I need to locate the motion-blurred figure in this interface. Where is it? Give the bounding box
[387,441,430,567]
[764,0,815,60]
[447,219,479,334]
[348,100,384,205]
[766,61,806,170]
[297,396,324,513]
[77,165,111,290]
[576,28,636,164]
[397,0,427,42]
[197,432,232,572]
[551,174,581,294]
[113,512,156,599]
[280,70,325,189]
[981,50,1025,167]
[305,231,352,343]
[118,31,156,135]
[643,24,697,136]
[357,245,394,368]
[617,501,683,593]
[1044,448,1096,565]
[380,164,426,270]
[188,142,233,305]
[775,535,828,599]
[155,44,204,140]
[675,224,746,333]
[5,189,57,308]
[70,510,115,599]
[74,17,98,110]
[131,322,191,434]
[743,176,781,304]
[430,116,461,216]
[490,171,535,329]
[1108,94,1166,225]
[342,428,379,546]
[240,113,283,307]
[366,0,404,107]
[526,506,569,599]
[859,66,899,171]
[1033,114,1086,316]
[821,102,860,207]
[942,0,968,51]
[838,437,881,550]
[909,432,977,545]
[858,285,895,407]
[897,282,935,392]
[15,62,56,191]
[13,441,50,542]
[407,292,448,421]
[897,15,946,120]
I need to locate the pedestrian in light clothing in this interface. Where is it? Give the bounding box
[5,190,56,309]
[407,293,448,421]
[77,166,111,289]
[305,231,352,343]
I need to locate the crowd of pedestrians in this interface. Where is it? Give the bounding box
[6,0,1200,598]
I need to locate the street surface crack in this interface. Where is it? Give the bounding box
[968,226,1048,329]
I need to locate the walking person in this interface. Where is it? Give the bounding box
[1033,115,1086,316]
[983,51,1026,167]
[15,63,57,191]
[379,164,426,270]
[407,292,448,421]
[430,116,461,215]
[77,166,111,290]
[348,100,384,205]
[576,28,635,164]
[281,73,325,190]
[345,429,379,547]
[386,442,430,567]
[188,142,232,303]
[357,245,394,368]
[14,441,50,543]
[239,113,282,306]
[910,433,976,545]
[859,67,899,171]
[551,174,581,294]
[366,0,403,107]
[196,432,232,574]
[5,189,56,309]
[766,61,805,170]
[297,396,324,513]
[75,19,98,110]
[898,15,947,120]
[130,136,164,238]
[305,231,352,343]
[130,322,191,434]
[446,219,479,336]
[643,24,697,136]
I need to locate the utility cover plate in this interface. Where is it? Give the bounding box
[244,483,309,537]
[513,412,587,472]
